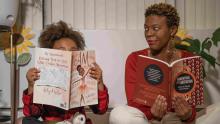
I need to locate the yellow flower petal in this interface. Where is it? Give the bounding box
[180,41,191,46]
[22,45,29,52]
[21,27,31,36]
[4,48,15,56]
[176,28,192,40]
[17,46,23,54]
[23,40,34,47]
[14,27,35,54]
[24,33,35,40]
[4,48,11,54]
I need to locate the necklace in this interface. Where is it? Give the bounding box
[149,48,178,64]
[166,48,177,63]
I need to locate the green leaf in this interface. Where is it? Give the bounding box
[175,44,188,50]
[211,27,220,46]
[201,38,212,51]
[4,52,15,63]
[183,38,201,54]
[200,51,216,68]
[17,53,32,66]
[202,66,206,78]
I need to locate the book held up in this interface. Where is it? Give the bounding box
[33,48,98,110]
[133,55,204,109]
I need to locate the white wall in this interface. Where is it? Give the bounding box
[45,0,220,30]
[81,30,147,106]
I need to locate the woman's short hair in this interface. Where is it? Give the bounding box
[145,3,180,28]
[38,21,85,50]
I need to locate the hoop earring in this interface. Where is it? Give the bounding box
[169,36,175,50]
[166,36,176,63]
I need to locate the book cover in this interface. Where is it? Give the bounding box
[133,55,204,109]
[70,50,98,108]
[33,48,97,110]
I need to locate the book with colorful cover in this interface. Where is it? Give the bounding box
[33,48,97,110]
[133,55,204,110]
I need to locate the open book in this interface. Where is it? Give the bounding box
[133,55,204,110]
[33,48,98,110]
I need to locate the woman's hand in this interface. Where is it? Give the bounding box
[89,63,105,91]
[173,96,192,121]
[26,67,40,95]
[150,95,167,120]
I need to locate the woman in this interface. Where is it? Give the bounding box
[110,3,195,124]
[21,21,109,124]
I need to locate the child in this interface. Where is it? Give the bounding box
[22,21,109,124]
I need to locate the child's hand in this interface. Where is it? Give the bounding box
[173,96,192,121]
[151,95,167,120]
[89,63,105,91]
[26,67,40,94]
[89,63,103,83]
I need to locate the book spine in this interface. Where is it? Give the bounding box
[68,54,74,109]
[168,67,172,111]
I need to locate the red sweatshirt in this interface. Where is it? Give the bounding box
[22,85,109,124]
[125,48,196,122]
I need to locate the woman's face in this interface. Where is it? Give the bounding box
[144,15,177,52]
[53,38,78,51]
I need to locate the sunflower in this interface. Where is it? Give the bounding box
[4,27,35,54]
[3,27,35,65]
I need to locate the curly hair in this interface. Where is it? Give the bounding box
[145,3,180,28]
[38,21,86,50]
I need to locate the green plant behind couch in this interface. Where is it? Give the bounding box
[175,28,220,70]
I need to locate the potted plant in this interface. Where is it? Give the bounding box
[175,28,220,70]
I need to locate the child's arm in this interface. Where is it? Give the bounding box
[89,63,105,91]
[89,63,109,114]
[22,89,44,117]
[22,67,43,117]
